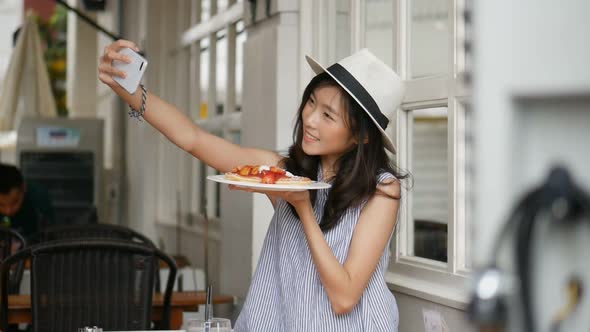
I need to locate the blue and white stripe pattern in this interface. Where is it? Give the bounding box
[234,169,399,332]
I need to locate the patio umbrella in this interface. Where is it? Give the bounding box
[0,11,57,133]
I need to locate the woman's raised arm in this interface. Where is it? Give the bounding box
[98,40,281,172]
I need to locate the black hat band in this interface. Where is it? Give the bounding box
[326,63,389,130]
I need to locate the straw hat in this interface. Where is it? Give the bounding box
[306,49,405,153]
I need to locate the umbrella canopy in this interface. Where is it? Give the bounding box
[0,11,57,132]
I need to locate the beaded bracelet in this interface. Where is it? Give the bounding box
[128,84,147,120]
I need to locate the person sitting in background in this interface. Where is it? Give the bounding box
[0,163,55,240]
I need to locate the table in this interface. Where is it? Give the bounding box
[6,291,234,329]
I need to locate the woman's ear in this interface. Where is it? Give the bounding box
[353,134,369,145]
[359,133,369,144]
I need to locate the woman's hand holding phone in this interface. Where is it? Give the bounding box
[98,40,145,94]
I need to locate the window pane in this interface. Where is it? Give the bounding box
[236,21,246,110]
[200,45,209,119]
[409,0,449,78]
[411,107,448,262]
[216,29,226,116]
[365,0,395,68]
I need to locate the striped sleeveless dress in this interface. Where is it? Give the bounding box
[234,169,399,332]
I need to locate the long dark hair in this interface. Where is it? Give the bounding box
[282,72,408,231]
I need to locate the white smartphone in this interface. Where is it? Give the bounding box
[112,47,148,94]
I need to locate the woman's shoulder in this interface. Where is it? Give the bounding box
[376,170,397,183]
[375,170,401,199]
[376,169,400,185]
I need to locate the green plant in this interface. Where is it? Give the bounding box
[36,6,68,116]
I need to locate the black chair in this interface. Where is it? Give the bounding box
[30,223,156,247]
[30,223,164,292]
[0,239,177,332]
[0,227,26,294]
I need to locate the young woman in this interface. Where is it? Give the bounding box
[99,39,406,332]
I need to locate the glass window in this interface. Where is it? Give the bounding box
[365,0,395,68]
[410,107,449,262]
[236,21,245,110]
[387,0,472,294]
[216,29,226,115]
[200,45,209,119]
[409,0,449,78]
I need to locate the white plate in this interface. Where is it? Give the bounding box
[207,175,331,191]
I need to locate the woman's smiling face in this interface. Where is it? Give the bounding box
[301,85,357,168]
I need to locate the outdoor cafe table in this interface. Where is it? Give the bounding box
[6,291,234,329]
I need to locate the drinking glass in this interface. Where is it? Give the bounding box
[184,317,232,332]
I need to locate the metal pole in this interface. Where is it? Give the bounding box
[54,0,122,41]
[203,198,209,289]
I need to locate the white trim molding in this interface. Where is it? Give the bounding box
[180,2,243,47]
[387,270,468,310]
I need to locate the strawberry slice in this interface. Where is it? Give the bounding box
[261,172,276,184]
[270,166,286,175]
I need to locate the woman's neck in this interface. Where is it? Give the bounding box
[320,159,337,181]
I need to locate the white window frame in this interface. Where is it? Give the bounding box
[385,0,471,308]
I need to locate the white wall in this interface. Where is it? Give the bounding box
[395,292,473,331]
[473,0,590,331]
[473,0,590,265]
